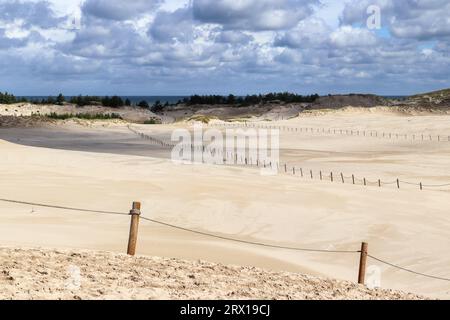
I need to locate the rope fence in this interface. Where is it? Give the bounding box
[367,255,450,282]
[127,125,450,193]
[208,122,450,144]
[0,198,127,216]
[139,216,357,254]
[1,198,449,286]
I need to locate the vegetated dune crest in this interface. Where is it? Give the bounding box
[297,105,450,118]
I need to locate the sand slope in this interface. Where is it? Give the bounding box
[0,247,424,300]
[1,111,450,299]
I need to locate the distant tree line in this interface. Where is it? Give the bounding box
[0,92,27,104]
[67,95,133,108]
[46,112,123,120]
[180,92,320,106]
[66,95,170,112]
[1,91,320,111]
[0,91,167,113]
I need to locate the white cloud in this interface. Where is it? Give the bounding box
[0,0,448,95]
[330,26,378,48]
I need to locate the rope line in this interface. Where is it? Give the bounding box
[0,198,128,216]
[142,216,450,282]
[1,197,449,282]
[368,255,450,282]
[422,183,450,188]
[399,181,420,186]
[140,216,357,254]
[381,181,398,185]
[0,196,357,253]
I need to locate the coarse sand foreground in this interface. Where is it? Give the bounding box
[0,115,449,299]
[0,247,425,300]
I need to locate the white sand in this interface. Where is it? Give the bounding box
[0,247,424,300]
[0,109,449,299]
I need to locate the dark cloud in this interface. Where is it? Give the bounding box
[341,0,450,41]
[216,30,253,44]
[274,17,331,48]
[82,0,161,21]
[193,0,318,31]
[148,8,195,43]
[0,0,64,28]
[62,23,151,59]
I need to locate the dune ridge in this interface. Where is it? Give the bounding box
[0,247,425,300]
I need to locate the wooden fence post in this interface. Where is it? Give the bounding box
[420,182,423,190]
[397,179,400,189]
[352,174,355,185]
[127,201,141,256]
[358,242,369,285]
[341,173,345,183]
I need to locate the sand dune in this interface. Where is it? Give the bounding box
[0,110,449,299]
[0,247,424,300]
[0,103,157,123]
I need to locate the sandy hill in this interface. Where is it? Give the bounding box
[312,94,391,109]
[0,248,424,300]
[406,88,450,107]
[0,103,158,124]
[2,89,450,126]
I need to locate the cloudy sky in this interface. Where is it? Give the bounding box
[0,0,449,96]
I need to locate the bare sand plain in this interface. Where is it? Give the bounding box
[0,108,449,299]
